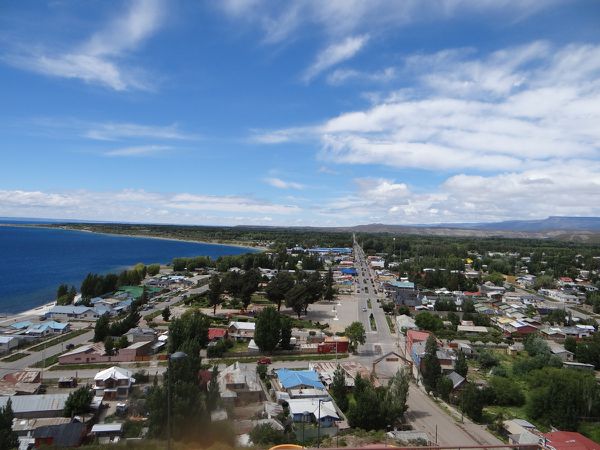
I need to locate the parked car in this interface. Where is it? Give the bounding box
[65,343,75,350]
[257,357,272,365]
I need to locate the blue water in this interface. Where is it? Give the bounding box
[0,225,255,313]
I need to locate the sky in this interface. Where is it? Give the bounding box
[1,0,600,227]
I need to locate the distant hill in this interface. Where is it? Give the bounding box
[442,216,600,232]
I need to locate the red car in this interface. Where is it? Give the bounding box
[257,357,272,365]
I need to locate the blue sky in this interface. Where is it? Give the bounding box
[1,0,600,226]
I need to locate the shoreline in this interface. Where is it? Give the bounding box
[0,223,267,319]
[0,222,269,252]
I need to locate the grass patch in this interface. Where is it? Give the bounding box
[385,315,395,333]
[251,293,274,305]
[27,328,90,352]
[49,362,116,371]
[369,313,377,331]
[144,310,162,321]
[1,352,30,362]
[367,299,372,309]
[32,354,60,368]
[579,422,600,444]
[290,317,329,330]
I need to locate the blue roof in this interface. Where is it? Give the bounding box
[341,268,358,275]
[11,321,33,330]
[389,281,415,289]
[275,369,324,390]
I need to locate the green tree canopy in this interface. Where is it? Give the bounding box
[422,336,441,393]
[0,399,18,450]
[64,387,93,418]
[344,321,366,352]
[254,307,281,353]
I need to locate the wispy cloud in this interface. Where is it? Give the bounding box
[264,177,304,190]
[327,67,395,85]
[103,145,172,157]
[2,0,165,91]
[85,122,195,141]
[302,35,369,82]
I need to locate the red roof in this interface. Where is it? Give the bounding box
[208,328,228,340]
[407,330,430,342]
[544,432,600,450]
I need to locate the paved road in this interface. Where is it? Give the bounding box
[352,239,504,447]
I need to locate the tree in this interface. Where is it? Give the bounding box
[344,321,366,352]
[265,271,295,311]
[285,283,309,318]
[207,366,220,412]
[280,316,292,350]
[488,376,525,406]
[455,350,468,378]
[254,307,281,353]
[422,336,441,393]
[104,336,115,356]
[564,336,577,354]
[460,383,484,422]
[304,272,324,313]
[249,423,290,446]
[324,268,336,301]
[477,350,499,370]
[162,306,171,322]
[330,365,348,411]
[436,376,453,402]
[147,264,161,276]
[64,386,93,418]
[0,399,18,450]
[414,312,443,332]
[384,369,410,424]
[208,275,223,315]
[93,314,110,342]
[116,335,129,350]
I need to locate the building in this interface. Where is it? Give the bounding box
[396,315,417,333]
[446,371,466,391]
[218,362,264,406]
[386,281,421,307]
[25,321,70,337]
[45,305,100,321]
[0,394,71,419]
[93,366,135,400]
[58,341,153,365]
[228,321,255,339]
[274,368,325,393]
[91,423,124,443]
[287,398,340,428]
[208,328,229,342]
[33,422,87,448]
[542,431,600,450]
[547,341,574,362]
[0,336,19,354]
[317,336,349,354]
[457,325,489,335]
[124,327,157,343]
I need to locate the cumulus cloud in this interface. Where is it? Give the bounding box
[264,177,304,190]
[0,189,301,225]
[2,0,165,90]
[302,35,369,82]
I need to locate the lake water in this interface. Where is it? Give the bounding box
[0,224,255,314]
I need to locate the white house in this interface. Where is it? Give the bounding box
[0,336,19,354]
[228,321,255,339]
[93,366,135,400]
[287,399,340,428]
[45,306,99,321]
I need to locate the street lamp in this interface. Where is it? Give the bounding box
[316,398,326,448]
[167,351,188,450]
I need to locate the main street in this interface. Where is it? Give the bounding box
[351,239,504,447]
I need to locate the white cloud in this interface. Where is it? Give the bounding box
[85,122,194,141]
[0,188,301,225]
[218,0,565,44]
[264,177,304,190]
[302,35,369,83]
[260,41,600,172]
[3,0,165,90]
[103,145,172,157]
[327,67,395,85]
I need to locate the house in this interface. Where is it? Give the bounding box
[228,321,255,339]
[45,305,99,321]
[25,321,70,337]
[547,341,574,362]
[58,341,153,365]
[218,362,264,405]
[446,371,466,391]
[457,325,489,335]
[396,315,417,333]
[33,422,87,448]
[58,377,77,389]
[0,370,42,395]
[317,336,349,354]
[91,423,124,443]
[385,281,421,307]
[10,321,33,331]
[502,320,538,337]
[0,336,19,354]
[124,327,157,343]
[287,398,340,428]
[542,431,600,450]
[208,328,229,342]
[0,394,71,419]
[93,366,135,400]
[11,417,72,440]
[274,368,325,392]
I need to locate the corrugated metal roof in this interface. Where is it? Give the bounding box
[0,394,70,414]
